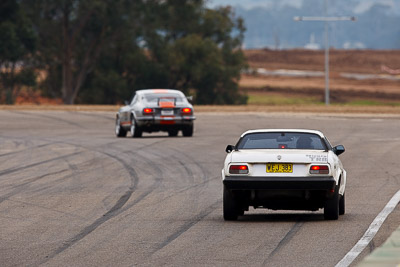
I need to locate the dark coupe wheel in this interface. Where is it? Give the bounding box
[339,193,345,215]
[182,125,193,137]
[130,116,142,138]
[324,186,339,220]
[223,185,240,221]
[115,116,127,137]
[168,129,178,137]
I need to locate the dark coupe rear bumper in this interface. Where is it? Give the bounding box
[137,116,195,125]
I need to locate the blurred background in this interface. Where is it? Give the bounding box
[0,0,399,106]
[210,0,400,49]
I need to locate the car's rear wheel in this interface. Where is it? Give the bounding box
[115,116,127,137]
[324,186,339,220]
[223,185,240,221]
[130,117,142,138]
[182,125,193,137]
[237,209,245,216]
[339,193,345,215]
[168,129,178,137]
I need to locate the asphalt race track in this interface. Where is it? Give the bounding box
[1,110,400,266]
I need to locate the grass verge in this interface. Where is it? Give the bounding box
[247,93,322,105]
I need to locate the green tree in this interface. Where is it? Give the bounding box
[22,0,247,105]
[142,1,247,104]
[22,0,144,104]
[0,0,37,104]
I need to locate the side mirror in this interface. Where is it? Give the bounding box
[333,145,345,156]
[124,100,130,106]
[226,145,235,153]
[186,96,193,103]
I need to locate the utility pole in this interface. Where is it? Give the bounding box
[294,0,356,105]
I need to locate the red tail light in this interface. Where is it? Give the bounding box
[229,165,249,174]
[310,165,329,174]
[143,108,154,114]
[181,108,192,115]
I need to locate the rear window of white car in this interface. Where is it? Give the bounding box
[237,132,327,150]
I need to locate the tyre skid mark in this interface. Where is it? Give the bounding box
[118,144,219,220]
[39,139,172,262]
[2,130,207,258]
[177,160,194,182]
[2,173,92,221]
[115,149,165,215]
[0,151,83,177]
[39,150,139,264]
[151,200,221,255]
[0,143,54,158]
[134,146,219,255]
[132,146,213,205]
[0,169,69,205]
[2,130,198,262]
[163,151,196,184]
[169,146,210,183]
[0,133,144,263]
[262,221,304,265]
[42,138,186,259]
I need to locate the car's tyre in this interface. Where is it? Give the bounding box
[182,125,193,137]
[168,129,178,137]
[223,185,239,221]
[237,209,245,216]
[115,116,127,137]
[339,193,345,215]
[324,186,339,220]
[130,116,142,138]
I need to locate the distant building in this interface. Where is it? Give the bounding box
[343,41,366,49]
[304,33,320,50]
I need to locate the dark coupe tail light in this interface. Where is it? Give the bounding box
[181,108,192,115]
[309,165,329,174]
[143,108,154,115]
[229,165,249,174]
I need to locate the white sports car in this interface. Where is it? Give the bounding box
[222,129,346,221]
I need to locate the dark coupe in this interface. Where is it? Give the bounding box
[115,89,196,137]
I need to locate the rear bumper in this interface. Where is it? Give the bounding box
[223,176,336,190]
[136,116,195,126]
[127,116,194,132]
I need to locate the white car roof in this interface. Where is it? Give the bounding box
[240,129,325,138]
[136,89,185,96]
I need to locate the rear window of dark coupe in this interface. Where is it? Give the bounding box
[144,93,184,102]
[236,132,327,150]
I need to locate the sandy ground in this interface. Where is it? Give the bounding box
[244,49,400,74]
[241,49,400,102]
[240,75,400,95]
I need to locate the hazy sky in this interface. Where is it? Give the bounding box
[353,0,398,13]
[207,0,399,14]
[207,0,302,9]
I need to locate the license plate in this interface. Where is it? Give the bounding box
[161,109,174,116]
[160,120,175,125]
[266,163,293,173]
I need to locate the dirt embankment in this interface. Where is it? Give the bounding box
[241,49,400,102]
[6,49,400,108]
[2,104,400,116]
